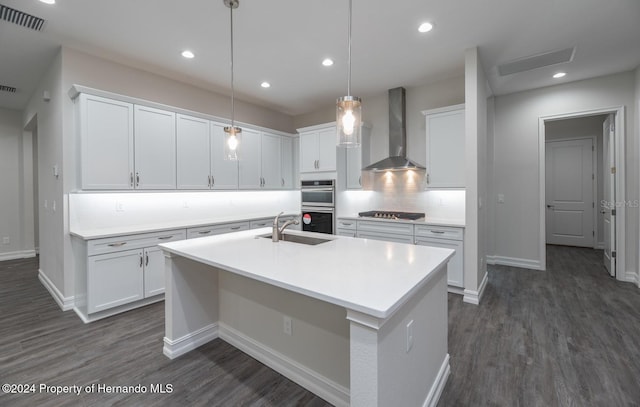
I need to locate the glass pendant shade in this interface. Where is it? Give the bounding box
[224,126,241,161]
[336,95,361,147]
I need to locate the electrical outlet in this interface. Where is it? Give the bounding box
[283,316,292,336]
[2,237,9,245]
[115,201,124,212]
[52,200,56,212]
[182,201,189,208]
[406,320,414,353]
[44,199,48,209]
[497,194,505,204]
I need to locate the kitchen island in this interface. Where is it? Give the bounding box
[159,228,453,407]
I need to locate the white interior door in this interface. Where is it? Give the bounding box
[545,138,594,247]
[602,114,616,277]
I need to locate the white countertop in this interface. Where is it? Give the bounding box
[69,212,300,240]
[338,215,465,228]
[159,228,454,320]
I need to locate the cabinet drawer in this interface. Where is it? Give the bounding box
[88,229,186,256]
[414,225,463,240]
[187,221,250,239]
[250,218,273,229]
[336,218,357,231]
[357,220,414,236]
[336,229,356,238]
[357,230,414,244]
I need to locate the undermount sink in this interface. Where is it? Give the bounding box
[258,233,331,245]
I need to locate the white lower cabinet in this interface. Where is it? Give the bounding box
[80,229,186,320]
[356,220,415,244]
[415,225,464,288]
[336,218,357,237]
[186,221,250,239]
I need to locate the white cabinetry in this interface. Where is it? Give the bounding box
[261,132,282,189]
[356,221,415,244]
[298,124,337,173]
[78,229,186,320]
[186,221,250,239]
[423,104,465,188]
[78,94,134,190]
[281,136,294,189]
[239,131,287,189]
[337,125,371,189]
[211,123,239,189]
[336,219,357,237]
[134,105,176,189]
[415,225,464,288]
[176,114,211,189]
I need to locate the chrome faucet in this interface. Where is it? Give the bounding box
[272,212,300,242]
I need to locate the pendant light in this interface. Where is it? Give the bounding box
[336,0,361,148]
[224,0,241,160]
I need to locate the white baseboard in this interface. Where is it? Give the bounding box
[463,271,488,305]
[219,322,350,407]
[163,323,219,359]
[595,242,605,250]
[622,271,639,285]
[447,285,464,296]
[423,353,450,407]
[38,270,74,311]
[74,295,164,324]
[486,255,543,270]
[0,249,36,261]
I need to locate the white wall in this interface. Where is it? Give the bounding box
[545,115,607,246]
[293,76,465,166]
[0,108,30,260]
[491,71,638,278]
[636,66,640,287]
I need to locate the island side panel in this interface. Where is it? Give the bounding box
[163,253,220,359]
[217,271,350,406]
[348,264,449,407]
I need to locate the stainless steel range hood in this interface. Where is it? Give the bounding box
[364,87,426,171]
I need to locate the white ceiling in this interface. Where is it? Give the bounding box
[1,0,639,115]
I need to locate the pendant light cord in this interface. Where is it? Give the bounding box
[230,3,235,129]
[347,0,352,97]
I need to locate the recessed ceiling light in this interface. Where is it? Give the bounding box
[40,0,55,4]
[322,58,334,67]
[418,22,433,33]
[553,72,566,79]
[260,82,271,88]
[181,50,195,59]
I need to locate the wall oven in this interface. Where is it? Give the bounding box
[301,180,335,234]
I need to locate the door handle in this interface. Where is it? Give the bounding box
[130,172,134,187]
[135,172,140,187]
[600,210,607,214]
[145,253,149,266]
[139,254,143,268]
[546,205,555,209]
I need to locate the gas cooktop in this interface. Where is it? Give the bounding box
[358,211,425,220]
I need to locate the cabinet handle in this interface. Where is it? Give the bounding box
[211,177,215,186]
[208,175,211,187]
[108,242,127,247]
[145,253,149,266]
[255,223,266,227]
[230,226,241,230]
[136,172,140,187]
[430,230,445,234]
[130,172,134,187]
[157,236,173,240]
[198,230,212,235]
[281,178,284,186]
[341,222,353,226]
[139,254,143,268]
[358,176,361,186]
[426,173,430,184]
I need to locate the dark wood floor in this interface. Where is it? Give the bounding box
[1,245,639,406]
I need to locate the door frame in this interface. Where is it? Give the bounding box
[538,106,626,280]
[544,136,598,249]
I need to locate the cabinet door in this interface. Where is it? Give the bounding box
[336,229,357,237]
[415,237,464,287]
[134,105,177,189]
[261,133,282,189]
[176,114,210,189]
[346,146,363,189]
[87,249,144,313]
[317,127,337,171]
[281,136,294,189]
[79,94,134,190]
[425,107,465,188]
[238,129,262,189]
[143,246,165,297]
[210,123,239,190]
[356,231,414,244]
[299,132,318,173]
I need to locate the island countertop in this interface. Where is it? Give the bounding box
[159,228,454,320]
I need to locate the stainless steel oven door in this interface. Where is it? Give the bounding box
[301,207,334,235]
[301,187,335,208]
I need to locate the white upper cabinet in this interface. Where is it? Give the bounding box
[210,123,239,190]
[238,129,262,189]
[338,124,370,190]
[423,104,465,189]
[134,105,176,189]
[79,94,134,190]
[298,123,337,173]
[261,132,282,189]
[176,114,211,189]
[281,136,294,189]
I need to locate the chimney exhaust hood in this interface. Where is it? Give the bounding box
[364,87,426,172]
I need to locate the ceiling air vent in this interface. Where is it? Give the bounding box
[497,47,575,76]
[0,4,45,31]
[0,85,17,93]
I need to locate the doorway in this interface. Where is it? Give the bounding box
[539,107,625,279]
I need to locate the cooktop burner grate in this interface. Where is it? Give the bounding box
[358,211,425,220]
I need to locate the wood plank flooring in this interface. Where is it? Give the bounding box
[1,245,639,406]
